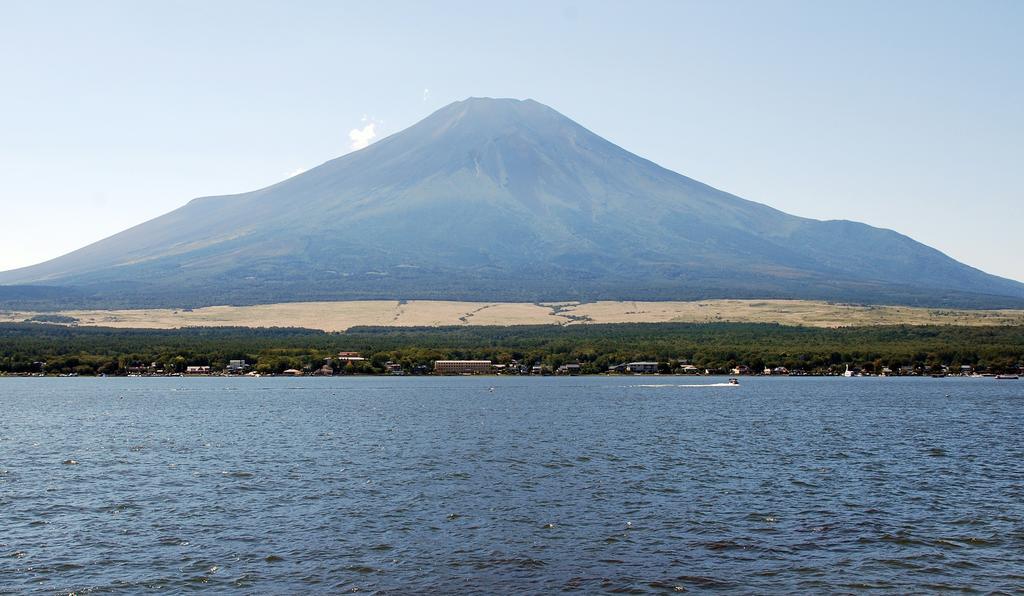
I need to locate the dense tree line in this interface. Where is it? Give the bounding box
[0,322,1022,376]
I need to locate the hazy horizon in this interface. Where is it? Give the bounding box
[1,0,1021,282]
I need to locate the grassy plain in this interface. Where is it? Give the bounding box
[2,299,1024,331]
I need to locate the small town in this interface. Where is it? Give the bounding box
[3,350,1021,378]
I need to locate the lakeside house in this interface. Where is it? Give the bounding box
[126,361,156,375]
[185,365,211,375]
[434,360,492,375]
[556,363,581,375]
[337,351,365,363]
[608,361,660,374]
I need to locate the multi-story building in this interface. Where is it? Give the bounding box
[433,360,492,375]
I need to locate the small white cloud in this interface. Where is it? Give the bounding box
[349,116,378,150]
[422,88,430,101]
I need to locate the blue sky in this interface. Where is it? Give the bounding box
[1,0,1021,281]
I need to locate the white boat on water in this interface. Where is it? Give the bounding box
[995,374,1019,380]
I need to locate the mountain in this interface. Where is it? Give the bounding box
[2,97,1023,309]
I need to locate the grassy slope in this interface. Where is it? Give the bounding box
[2,299,1024,331]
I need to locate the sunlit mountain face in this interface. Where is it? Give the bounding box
[2,97,1023,309]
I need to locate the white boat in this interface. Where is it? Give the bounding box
[995,374,1019,380]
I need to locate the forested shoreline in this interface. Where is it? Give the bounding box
[1,322,1023,376]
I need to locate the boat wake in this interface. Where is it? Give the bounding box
[629,383,739,388]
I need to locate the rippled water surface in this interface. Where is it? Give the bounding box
[2,376,1023,593]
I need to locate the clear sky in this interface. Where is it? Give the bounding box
[1,0,1021,281]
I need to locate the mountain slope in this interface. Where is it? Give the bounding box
[2,97,1022,309]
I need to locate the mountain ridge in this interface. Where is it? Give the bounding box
[2,97,1022,310]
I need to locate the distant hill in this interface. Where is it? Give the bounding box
[2,97,1023,309]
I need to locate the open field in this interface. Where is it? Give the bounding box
[2,299,1024,331]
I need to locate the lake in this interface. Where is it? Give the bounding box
[2,376,1022,592]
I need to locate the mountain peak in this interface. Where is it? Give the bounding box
[413,97,573,138]
[449,96,545,111]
